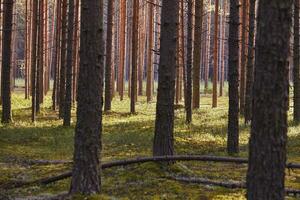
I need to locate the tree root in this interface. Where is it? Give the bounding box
[2,155,300,190]
[169,175,300,197]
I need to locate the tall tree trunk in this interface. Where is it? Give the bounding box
[118,0,126,101]
[63,0,74,126]
[244,0,256,124]
[72,0,80,104]
[219,0,227,97]
[192,0,203,109]
[146,0,154,103]
[205,0,211,93]
[36,0,44,113]
[181,0,186,107]
[52,0,61,111]
[1,0,14,123]
[153,0,179,156]
[246,0,293,199]
[25,0,29,99]
[239,0,247,115]
[69,0,104,194]
[130,0,139,113]
[59,0,67,118]
[104,0,115,112]
[227,0,240,154]
[31,0,39,122]
[294,0,300,123]
[185,0,193,123]
[212,0,219,107]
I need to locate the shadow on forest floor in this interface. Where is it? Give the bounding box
[0,93,299,199]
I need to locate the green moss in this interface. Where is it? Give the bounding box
[0,90,300,199]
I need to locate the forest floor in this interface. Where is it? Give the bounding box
[0,91,300,200]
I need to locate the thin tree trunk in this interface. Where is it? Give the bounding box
[212,0,219,108]
[72,0,79,104]
[52,0,60,111]
[69,0,104,194]
[25,0,29,99]
[130,0,139,113]
[153,0,179,156]
[104,0,115,111]
[146,0,154,103]
[227,0,239,154]
[244,0,256,124]
[1,0,14,123]
[192,0,204,109]
[294,0,300,123]
[185,0,193,123]
[58,0,67,118]
[63,0,74,126]
[205,0,211,93]
[246,0,293,198]
[118,0,126,101]
[31,0,39,122]
[219,0,227,97]
[239,0,247,115]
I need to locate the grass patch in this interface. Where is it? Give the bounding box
[0,90,299,199]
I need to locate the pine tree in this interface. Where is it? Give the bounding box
[1,0,14,123]
[104,0,115,111]
[153,0,179,156]
[244,0,256,124]
[63,0,75,126]
[212,0,219,108]
[294,0,300,123]
[246,0,293,198]
[227,0,240,154]
[192,0,204,109]
[70,0,104,194]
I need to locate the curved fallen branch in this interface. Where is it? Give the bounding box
[170,176,300,196]
[2,155,300,189]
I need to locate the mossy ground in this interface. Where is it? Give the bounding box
[0,86,299,199]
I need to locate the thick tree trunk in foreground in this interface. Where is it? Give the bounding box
[227,0,240,154]
[104,0,115,111]
[63,0,74,126]
[294,0,300,123]
[192,0,203,109]
[244,0,256,124]
[153,0,179,156]
[246,0,293,199]
[1,0,14,123]
[69,0,104,195]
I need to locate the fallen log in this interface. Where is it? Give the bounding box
[170,176,300,196]
[3,155,300,189]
